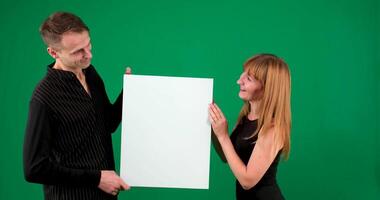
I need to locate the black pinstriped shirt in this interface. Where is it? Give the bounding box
[23,63,122,200]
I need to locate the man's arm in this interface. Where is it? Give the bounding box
[104,90,123,133]
[23,99,100,186]
[102,67,131,133]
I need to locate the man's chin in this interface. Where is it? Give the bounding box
[81,62,91,69]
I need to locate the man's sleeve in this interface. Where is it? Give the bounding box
[23,99,101,186]
[105,90,123,133]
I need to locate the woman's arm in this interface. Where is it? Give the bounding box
[209,103,282,190]
[211,131,227,163]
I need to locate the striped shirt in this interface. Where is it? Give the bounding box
[23,63,122,200]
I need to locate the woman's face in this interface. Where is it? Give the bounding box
[237,71,263,101]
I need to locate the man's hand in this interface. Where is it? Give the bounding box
[125,67,132,74]
[98,170,130,196]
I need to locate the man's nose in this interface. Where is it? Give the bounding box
[84,48,92,59]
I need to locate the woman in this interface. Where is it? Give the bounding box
[209,53,291,199]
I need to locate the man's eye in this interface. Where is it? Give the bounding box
[74,50,83,54]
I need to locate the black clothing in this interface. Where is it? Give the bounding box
[230,117,284,200]
[23,63,122,200]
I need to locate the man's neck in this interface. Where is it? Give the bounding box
[53,61,84,78]
[53,61,89,94]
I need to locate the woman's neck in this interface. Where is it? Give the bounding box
[248,101,259,120]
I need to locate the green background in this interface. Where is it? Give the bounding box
[0,0,379,199]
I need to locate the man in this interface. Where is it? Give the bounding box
[23,12,130,200]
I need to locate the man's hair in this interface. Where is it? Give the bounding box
[40,12,89,47]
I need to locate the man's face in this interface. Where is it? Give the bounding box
[53,31,92,70]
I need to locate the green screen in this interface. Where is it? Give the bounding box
[0,0,379,199]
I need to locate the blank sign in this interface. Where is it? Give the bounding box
[120,74,213,189]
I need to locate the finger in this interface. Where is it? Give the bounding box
[209,106,218,121]
[125,67,132,74]
[111,190,118,196]
[208,113,215,124]
[210,104,221,120]
[120,180,130,190]
[213,103,225,119]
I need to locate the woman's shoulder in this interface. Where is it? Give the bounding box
[258,125,284,150]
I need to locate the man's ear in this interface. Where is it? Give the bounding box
[47,47,59,59]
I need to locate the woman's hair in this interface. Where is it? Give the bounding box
[39,12,89,47]
[236,53,291,159]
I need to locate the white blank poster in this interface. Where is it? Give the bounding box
[120,74,213,189]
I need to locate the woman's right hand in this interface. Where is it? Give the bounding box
[209,103,229,140]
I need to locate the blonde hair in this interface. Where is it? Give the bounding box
[236,54,291,159]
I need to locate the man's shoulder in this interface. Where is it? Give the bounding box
[85,65,104,84]
[85,64,100,77]
[30,73,59,102]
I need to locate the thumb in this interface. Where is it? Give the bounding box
[125,67,132,74]
[119,179,130,190]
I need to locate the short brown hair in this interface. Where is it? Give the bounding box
[40,12,89,46]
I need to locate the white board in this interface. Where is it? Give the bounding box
[120,74,213,189]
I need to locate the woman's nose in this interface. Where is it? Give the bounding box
[237,76,243,85]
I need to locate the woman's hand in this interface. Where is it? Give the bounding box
[209,103,229,140]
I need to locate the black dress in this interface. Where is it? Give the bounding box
[230,117,284,200]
